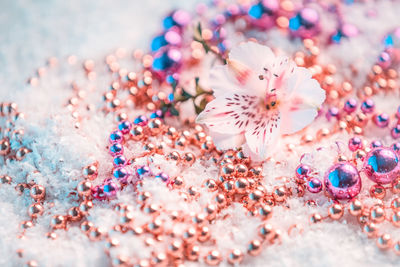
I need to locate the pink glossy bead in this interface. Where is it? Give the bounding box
[348,136,363,151]
[109,143,123,156]
[364,147,400,184]
[371,140,383,148]
[103,179,119,198]
[392,142,400,153]
[118,120,132,135]
[109,130,124,144]
[361,99,374,114]
[113,155,127,167]
[391,125,400,139]
[307,178,323,193]
[324,162,362,200]
[373,113,390,128]
[344,98,357,114]
[326,107,339,121]
[91,185,106,200]
[295,164,311,180]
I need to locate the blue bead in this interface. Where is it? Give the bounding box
[367,148,398,173]
[110,143,123,154]
[163,16,175,30]
[151,35,168,52]
[331,31,342,43]
[248,3,263,19]
[289,16,301,31]
[152,52,174,71]
[384,34,394,48]
[328,165,358,188]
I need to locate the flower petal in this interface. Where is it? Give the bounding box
[210,131,245,150]
[196,92,260,134]
[280,108,318,135]
[244,111,281,159]
[229,41,275,72]
[209,65,244,98]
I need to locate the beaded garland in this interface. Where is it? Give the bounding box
[2,0,400,266]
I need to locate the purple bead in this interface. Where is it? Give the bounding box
[109,130,124,144]
[118,120,132,135]
[371,140,383,148]
[324,162,362,200]
[103,180,119,198]
[134,115,148,126]
[392,142,400,153]
[299,8,319,28]
[373,113,390,128]
[295,164,311,180]
[348,136,363,151]
[361,99,375,113]
[378,51,392,69]
[113,167,130,183]
[113,155,127,167]
[155,172,170,182]
[364,147,400,184]
[326,107,339,121]
[391,125,400,139]
[136,165,151,179]
[109,143,123,156]
[344,98,357,113]
[307,178,323,193]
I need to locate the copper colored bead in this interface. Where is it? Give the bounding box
[205,179,218,192]
[222,180,235,195]
[30,185,46,200]
[391,211,400,227]
[120,212,134,225]
[348,199,363,216]
[0,138,10,155]
[147,118,163,135]
[220,163,235,177]
[67,207,82,222]
[183,152,196,165]
[15,147,30,160]
[166,127,178,139]
[83,164,98,180]
[235,178,249,194]
[310,213,323,223]
[328,204,344,220]
[0,175,12,184]
[259,223,275,241]
[21,220,34,229]
[88,227,106,241]
[204,204,217,220]
[228,249,244,265]
[147,218,163,234]
[182,227,197,243]
[24,260,38,267]
[273,186,286,202]
[394,241,400,255]
[204,250,222,266]
[370,206,385,223]
[137,191,151,204]
[168,240,183,257]
[112,255,130,267]
[134,259,151,267]
[28,203,44,218]
[363,222,378,238]
[377,234,392,250]
[131,126,144,141]
[248,190,263,205]
[391,198,400,211]
[215,193,227,208]
[369,184,386,199]
[166,151,180,162]
[151,252,167,266]
[80,221,94,233]
[197,226,211,242]
[259,204,273,220]
[105,238,120,249]
[51,215,66,229]
[77,180,92,197]
[46,232,57,240]
[235,164,248,177]
[392,178,400,194]
[172,176,184,189]
[186,245,200,261]
[79,200,94,215]
[247,239,262,256]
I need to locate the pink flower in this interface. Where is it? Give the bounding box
[196,42,325,159]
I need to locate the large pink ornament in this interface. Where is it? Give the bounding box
[364,147,400,184]
[324,162,362,200]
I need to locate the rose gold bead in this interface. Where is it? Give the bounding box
[391,198,400,211]
[167,239,183,257]
[112,255,130,267]
[227,249,244,265]
[15,183,28,195]
[215,193,227,208]
[197,226,211,242]
[151,252,167,267]
[88,227,106,241]
[30,185,46,200]
[24,260,38,267]
[348,199,363,216]
[137,191,151,204]
[147,118,163,135]
[186,245,200,261]
[183,152,196,165]
[328,204,344,220]
[82,164,98,180]
[147,218,163,234]
[369,184,386,199]
[316,128,330,140]
[235,178,249,194]
[131,126,144,141]
[391,211,400,227]
[235,164,248,177]
[80,221,94,233]
[272,186,286,202]
[0,175,12,184]
[259,223,275,241]
[370,206,385,223]
[183,227,197,243]
[0,138,10,155]
[205,179,218,192]
[259,204,273,220]
[134,259,151,267]
[363,222,378,238]
[166,127,178,139]
[310,213,323,223]
[222,180,235,195]
[28,203,44,218]
[144,203,161,215]
[358,209,370,225]
[393,241,400,255]
[247,239,262,256]
[15,147,31,161]
[377,233,392,250]
[21,220,34,230]
[204,204,217,220]
[392,178,400,194]
[116,112,128,122]
[171,176,184,189]
[50,215,66,229]
[67,207,82,222]
[220,163,235,177]
[77,180,92,197]
[120,212,134,225]
[175,136,188,149]
[166,151,180,162]
[46,232,57,240]
[248,190,263,205]
[79,200,94,215]
[204,250,222,266]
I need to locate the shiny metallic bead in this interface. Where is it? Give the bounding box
[227,249,244,264]
[50,215,66,229]
[376,233,392,250]
[328,204,344,220]
[348,199,363,216]
[204,250,221,266]
[30,185,46,200]
[28,203,44,218]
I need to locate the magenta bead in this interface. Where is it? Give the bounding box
[109,143,123,156]
[113,167,130,184]
[373,113,390,128]
[103,180,118,198]
[91,185,106,200]
[391,125,400,139]
[113,155,127,167]
[371,140,382,148]
[361,99,375,113]
[307,178,323,193]
[324,162,362,200]
[364,147,400,184]
[392,142,400,153]
[348,136,363,151]
[326,107,339,121]
[344,98,357,113]
[109,130,124,144]
[118,120,132,135]
[295,164,311,180]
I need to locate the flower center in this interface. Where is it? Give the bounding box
[264,91,279,110]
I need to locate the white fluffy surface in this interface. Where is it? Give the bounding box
[1,0,400,266]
